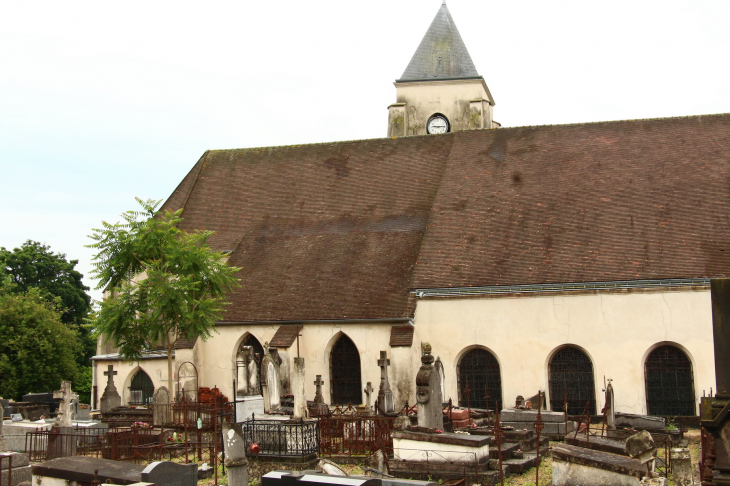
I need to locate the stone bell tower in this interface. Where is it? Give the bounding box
[387,2,498,137]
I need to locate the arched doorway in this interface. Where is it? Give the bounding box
[130,369,154,405]
[330,334,362,405]
[549,347,596,415]
[237,334,264,396]
[645,345,695,416]
[458,348,502,411]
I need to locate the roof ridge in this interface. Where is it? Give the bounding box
[497,112,730,131]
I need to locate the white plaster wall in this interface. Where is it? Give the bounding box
[412,288,716,415]
[394,79,493,136]
[94,358,171,405]
[197,323,399,408]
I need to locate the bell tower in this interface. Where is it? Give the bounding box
[387,2,498,137]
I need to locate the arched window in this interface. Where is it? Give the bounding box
[130,370,154,405]
[549,347,596,415]
[330,334,362,405]
[645,345,695,416]
[458,348,502,411]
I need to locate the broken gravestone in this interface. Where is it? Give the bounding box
[625,430,656,473]
[416,343,443,430]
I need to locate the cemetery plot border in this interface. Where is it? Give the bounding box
[242,418,319,459]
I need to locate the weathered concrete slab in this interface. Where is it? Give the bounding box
[615,413,665,430]
[502,421,575,435]
[565,435,628,456]
[552,443,646,486]
[500,409,565,423]
[392,430,490,447]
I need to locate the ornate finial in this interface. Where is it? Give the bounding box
[422,342,432,355]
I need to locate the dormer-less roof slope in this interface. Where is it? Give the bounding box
[162,113,730,323]
[399,3,479,81]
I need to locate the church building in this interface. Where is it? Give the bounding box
[92,3,730,418]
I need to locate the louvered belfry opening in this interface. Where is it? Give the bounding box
[549,347,596,415]
[645,345,696,416]
[458,348,502,411]
[130,369,154,405]
[330,334,362,405]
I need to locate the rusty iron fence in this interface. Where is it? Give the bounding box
[1,452,15,486]
[152,398,232,430]
[319,415,395,456]
[700,427,715,483]
[243,418,319,459]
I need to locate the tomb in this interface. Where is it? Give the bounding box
[31,456,197,486]
[552,443,649,486]
[500,408,576,438]
[377,351,395,415]
[100,365,122,414]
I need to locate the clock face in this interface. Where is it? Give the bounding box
[427,115,450,134]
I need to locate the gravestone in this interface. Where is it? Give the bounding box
[141,461,198,486]
[236,353,249,396]
[377,351,395,415]
[670,447,692,486]
[177,362,198,401]
[415,343,443,430]
[434,358,446,405]
[261,347,281,413]
[363,382,374,410]
[53,381,78,428]
[604,379,615,430]
[100,365,122,414]
[313,375,324,404]
[292,358,306,419]
[248,350,260,396]
[222,423,248,486]
[152,387,171,426]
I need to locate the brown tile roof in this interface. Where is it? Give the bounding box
[412,114,730,288]
[269,325,303,348]
[173,337,198,349]
[161,136,453,322]
[390,326,415,347]
[161,113,730,321]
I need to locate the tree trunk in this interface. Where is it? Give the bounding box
[167,346,174,400]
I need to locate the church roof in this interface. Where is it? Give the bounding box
[162,113,730,323]
[399,3,480,82]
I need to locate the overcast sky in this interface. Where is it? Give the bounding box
[2,0,729,301]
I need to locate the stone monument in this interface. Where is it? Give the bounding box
[377,351,395,415]
[313,375,324,404]
[603,379,615,430]
[292,357,306,418]
[53,381,78,428]
[222,423,248,486]
[260,345,282,413]
[152,386,171,426]
[234,346,264,421]
[364,382,374,410]
[416,343,443,430]
[100,365,122,413]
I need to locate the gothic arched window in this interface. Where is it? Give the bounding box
[457,348,502,411]
[645,345,695,416]
[130,369,154,405]
[330,334,362,405]
[549,347,596,415]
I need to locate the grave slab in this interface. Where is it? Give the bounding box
[236,396,265,421]
[552,443,647,486]
[565,434,628,456]
[500,409,565,423]
[615,413,665,430]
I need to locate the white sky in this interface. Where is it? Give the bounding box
[1,0,729,302]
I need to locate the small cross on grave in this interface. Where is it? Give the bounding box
[313,375,325,404]
[377,351,394,414]
[104,365,117,382]
[364,382,374,410]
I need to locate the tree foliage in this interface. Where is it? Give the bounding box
[88,198,241,392]
[0,289,80,401]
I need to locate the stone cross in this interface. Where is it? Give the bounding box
[100,364,122,413]
[313,375,325,404]
[364,382,374,409]
[377,351,394,414]
[53,381,78,428]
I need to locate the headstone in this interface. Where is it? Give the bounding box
[515,395,524,408]
[369,449,387,476]
[434,358,446,405]
[292,358,306,419]
[625,430,656,465]
[236,353,249,396]
[670,447,692,486]
[222,423,248,486]
[152,387,171,426]
[377,351,394,415]
[260,347,281,413]
[604,379,615,430]
[248,350,260,396]
[141,461,198,486]
[313,375,325,404]
[363,382,374,410]
[177,362,198,401]
[318,459,348,476]
[10,415,22,422]
[415,343,443,430]
[53,381,78,428]
[100,365,122,414]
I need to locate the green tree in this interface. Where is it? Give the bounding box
[88,198,241,394]
[0,241,95,366]
[0,289,80,401]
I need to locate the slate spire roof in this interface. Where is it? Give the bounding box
[399,3,480,81]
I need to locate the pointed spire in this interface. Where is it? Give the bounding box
[399,4,479,81]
